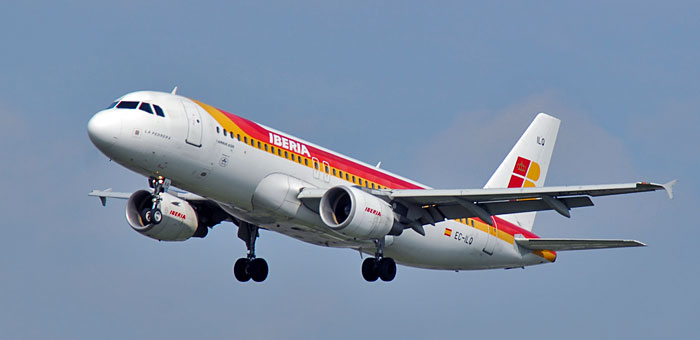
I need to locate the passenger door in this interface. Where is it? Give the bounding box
[182,100,203,147]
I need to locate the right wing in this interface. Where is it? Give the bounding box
[89,188,208,206]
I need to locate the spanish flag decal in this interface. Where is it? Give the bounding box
[508,156,540,188]
[444,228,452,237]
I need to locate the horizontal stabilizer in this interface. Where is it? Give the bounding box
[515,238,646,251]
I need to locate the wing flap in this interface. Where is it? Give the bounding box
[515,238,646,251]
[435,196,594,219]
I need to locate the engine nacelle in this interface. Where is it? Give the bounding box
[319,185,400,239]
[125,190,203,241]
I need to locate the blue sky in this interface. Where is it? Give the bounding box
[0,1,697,339]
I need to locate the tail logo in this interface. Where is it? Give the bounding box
[508,156,540,188]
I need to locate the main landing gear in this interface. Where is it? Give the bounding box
[140,176,170,225]
[361,238,397,282]
[233,221,269,283]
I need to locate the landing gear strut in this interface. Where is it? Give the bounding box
[361,238,397,282]
[141,176,170,225]
[233,221,269,283]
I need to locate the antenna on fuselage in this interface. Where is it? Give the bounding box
[376,161,382,169]
[171,86,178,95]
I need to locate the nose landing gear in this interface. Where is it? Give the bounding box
[233,221,269,283]
[361,238,397,282]
[141,176,171,225]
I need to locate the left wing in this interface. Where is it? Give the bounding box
[515,238,646,251]
[299,181,675,228]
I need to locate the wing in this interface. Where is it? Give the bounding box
[385,180,675,226]
[299,180,675,228]
[89,188,208,206]
[515,238,646,251]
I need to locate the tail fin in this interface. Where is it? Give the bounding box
[484,113,561,231]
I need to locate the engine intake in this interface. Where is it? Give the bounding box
[125,190,205,241]
[319,186,400,239]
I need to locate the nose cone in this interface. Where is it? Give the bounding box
[87,110,122,153]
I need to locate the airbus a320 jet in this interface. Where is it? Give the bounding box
[88,88,674,283]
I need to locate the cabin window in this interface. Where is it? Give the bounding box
[257,141,261,148]
[277,149,281,156]
[345,173,349,180]
[216,126,220,133]
[265,144,268,151]
[250,138,255,146]
[244,136,248,143]
[304,159,309,166]
[284,151,288,158]
[332,169,336,176]
[237,134,241,141]
[223,129,227,137]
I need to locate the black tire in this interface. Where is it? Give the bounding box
[141,209,152,224]
[233,258,251,282]
[362,257,379,282]
[250,258,269,282]
[378,257,397,282]
[152,209,162,224]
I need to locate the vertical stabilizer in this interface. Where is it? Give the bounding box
[484,113,560,231]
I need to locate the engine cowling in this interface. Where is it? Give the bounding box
[319,185,400,239]
[125,190,204,241]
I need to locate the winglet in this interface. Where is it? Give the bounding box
[88,188,132,206]
[662,180,677,200]
[90,188,112,206]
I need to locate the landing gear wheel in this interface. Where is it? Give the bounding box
[362,257,379,282]
[141,209,153,224]
[233,258,251,282]
[151,209,162,224]
[249,258,269,282]
[378,257,397,282]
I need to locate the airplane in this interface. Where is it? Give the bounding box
[87,88,675,283]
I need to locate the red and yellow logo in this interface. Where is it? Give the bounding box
[444,228,452,237]
[508,156,540,188]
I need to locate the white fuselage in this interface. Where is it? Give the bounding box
[88,91,554,270]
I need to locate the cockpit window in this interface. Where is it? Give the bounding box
[106,101,118,109]
[153,104,165,117]
[117,101,139,109]
[139,102,153,114]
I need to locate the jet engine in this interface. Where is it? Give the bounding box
[125,190,206,241]
[319,185,401,239]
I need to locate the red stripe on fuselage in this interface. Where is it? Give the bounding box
[218,109,423,189]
